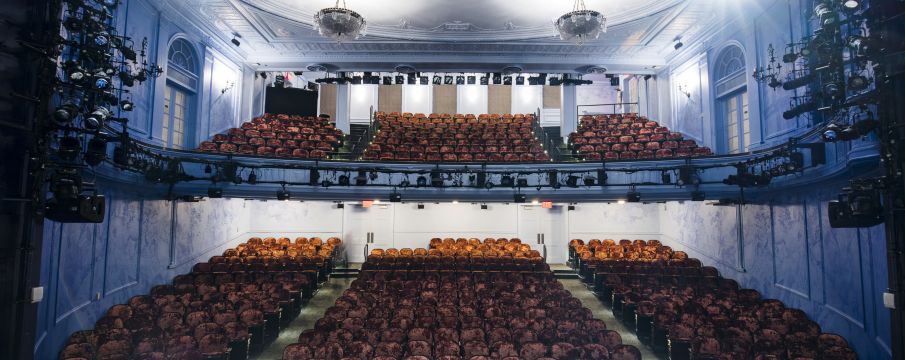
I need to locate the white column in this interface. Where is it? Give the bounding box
[335,83,351,133]
[561,85,578,140]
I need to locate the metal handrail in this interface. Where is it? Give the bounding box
[577,102,640,115]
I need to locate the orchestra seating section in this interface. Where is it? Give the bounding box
[198,114,344,159]
[283,248,643,360]
[568,239,857,360]
[569,114,714,160]
[58,236,341,360]
[363,112,551,163]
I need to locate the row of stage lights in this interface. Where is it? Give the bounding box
[44,0,163,223]
[315,72,595,86]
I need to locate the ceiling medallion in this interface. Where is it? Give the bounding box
[314,0,367,43]
[554,0,607,45]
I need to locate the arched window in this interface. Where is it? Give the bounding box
[162,38,199,149]
[714,45,750,154]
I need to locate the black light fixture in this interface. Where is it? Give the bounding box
[204,164,213,174]
[389,193,402,203]
[847,74,870,91]
[598,169,608,185]
[516,177,529,188]
[84,137,108,166]
[247,171,257,184]
[309,169,321,186]
[566,175,580,188]
[85,107,112,130]
[338,174,351,186]
[626,191,642,203]
[691,191,706,201]
[674,41,684,50]
[677,166,700,186]
[513,193,527,203]
[433,75,442,85]
[583,175,597,187]
[500,175,514,188]
[567,205,576,211]
[416,175,428,187]
[481,203,489,210]
[782,100,819,120]
[548,170,560,189]
[430,170,443,187]
[277,187,291,201]
[58,136,81,162]
[661,171,672,185]
[208,188,224,198]
[355,170,368,186]
[417,203,425,209]
[120,99,134,111]
[231,32,241,47]
[53,101,80,125]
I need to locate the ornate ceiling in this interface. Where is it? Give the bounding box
[158,0,721,74]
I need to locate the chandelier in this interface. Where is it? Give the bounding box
[314,0,367,42]
[554,0,606,45]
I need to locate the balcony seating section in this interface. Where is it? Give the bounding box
[569,114,713,161]
[198,114,344,159]
[567,239,857,360]
[283,252,642,360]
[59,236,341,360]
[363,112,551,162]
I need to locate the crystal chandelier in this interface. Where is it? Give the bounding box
[554,0,606,45]
[314,0,367,42]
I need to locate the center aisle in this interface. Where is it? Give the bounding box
[558,278,663,360]
[256,277,356,360]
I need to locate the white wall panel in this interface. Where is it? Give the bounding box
[349,85,378,124]
[242,200,663,264]
[457,85,488,115]
[402,85,432,114]
[512,85,542,115]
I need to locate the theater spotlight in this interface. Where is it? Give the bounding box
[782,73,816,90]
[85,107,112,130]
[677,166,700,186]
[566,175,580,188]
[843,0,860,9]
[120,100,134,111]
[93,71,111,90]
[597,169,608,185]
[58,136,82,162]
[430,170,443,187]
[208,188,223,198]
[626,191,642,203]
[433,75,442,85]
[277,187,291,201]
[782,100,819,120]
[84,137,108,166]
[661,171,673,185]
[847,74,870,91]
[500,175,514,188]
[355,170,368,186]
[516,177,529,188]
[583,175,597,187]
[247,171,257,184]
[823,123,841,142]
[389,193,402,203]
[53,101,80,125]
[309,169,321,186]
[513,193,527,203]
[691,191,706,201]
[829,180,884,228]
[338,174,351,186]
[416,175,428,187]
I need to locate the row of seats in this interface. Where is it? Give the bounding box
[569,114,713,160]
[568,239,857,360]
[428,237,536,256]
[363,253,548,272]
[283,260,643,360]
[198,114,344,159]
[363,113,550,162]
[59,237,341,360]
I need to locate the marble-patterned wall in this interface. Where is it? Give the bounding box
[34,186,249,359]
[659,186,891,359]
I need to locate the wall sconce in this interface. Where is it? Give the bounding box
[221,80,236,94]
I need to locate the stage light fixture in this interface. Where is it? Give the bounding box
[691,191,706,201]
[843,0,860,9]
[93,71,111,90]
[516,177,528,188]
[53,101,80,125]
[677,166,700,186]
[597,169,608,185]
[481,203,489,210]
[626,191,642,203]
[847,74,870,91]
[338,174,351,186]
[823,124,841,142]
[309,169,321,186]
[430,170,443,187]
[782,73,816,90]
[566,175,580,188]
[277,188,291,201]
[208,188,223,198]
[85,107,112,130]
[389,193,402,203]
[782,101,819,120]
[416,175,428,187]
[500,175,514,188]
[58,136,82,162]
[247,171,257,184]
[355,170,368,186]
[661,171,672,185]
[417,203,425,209]
[513,194,527,203]
[84,137,108,166]
[120,100,134,111]
[204,164,212,174]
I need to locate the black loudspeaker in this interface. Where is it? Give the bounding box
[46,195,106,223]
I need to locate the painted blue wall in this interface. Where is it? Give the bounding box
[659,0,819,153]
[112,0,248,148]
[34,183,249,359]
[659,182,891,359]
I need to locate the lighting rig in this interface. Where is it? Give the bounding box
[769,0,879,128]
[42,0,162,223]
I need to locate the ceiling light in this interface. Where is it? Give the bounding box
[554,0,606,45]
[314,0,367,43]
